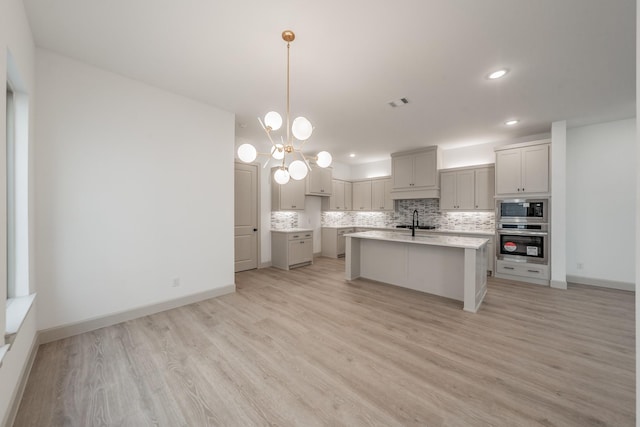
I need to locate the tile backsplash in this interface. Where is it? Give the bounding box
[271,211,299,230]
[318,199,495,231]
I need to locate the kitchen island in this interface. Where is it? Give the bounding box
[345,231,489,313]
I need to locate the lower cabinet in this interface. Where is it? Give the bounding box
[321,227,355,258]
[271,230,313,270]
[495,260,549,285]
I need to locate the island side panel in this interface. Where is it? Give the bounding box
[345,236,361,280]
[360,239,410,287]
[360,239,465,302]
[406,244,464,301]
[463,245,488,313]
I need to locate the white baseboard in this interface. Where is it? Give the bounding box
[566,275,635,292]
[39,285,236,344]
[3,331,39,427]
[259,262,272,269]
[550,279,568,290]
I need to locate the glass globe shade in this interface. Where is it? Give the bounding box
[291,116,313,141]
[271,144,285,160]
[288,160,308,180]
[237,143,257,163]
[316,151,332,168]
[264,111,283,131]
[273,168,290,185]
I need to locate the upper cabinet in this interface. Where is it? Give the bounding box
[391,146,441,199]
[440,165,495,211]
[271,167,306,210]
[371,178,393,211]
[352,181,372,211]
[495,140,549,196]
[322,179,351,211]
[306,166,333,196]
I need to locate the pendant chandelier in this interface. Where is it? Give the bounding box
[236,30,332,184]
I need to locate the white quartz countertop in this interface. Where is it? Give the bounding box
[271,228,313,233]
[321,226,494,236]
[346,230,490,250]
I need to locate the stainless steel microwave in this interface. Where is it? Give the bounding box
[496,199,548,223]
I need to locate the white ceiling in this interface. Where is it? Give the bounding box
[23,0,635,165]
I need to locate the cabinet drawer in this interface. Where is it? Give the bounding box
[496,260,549,279]
[288,232,313,241]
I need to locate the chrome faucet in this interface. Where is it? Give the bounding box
[412,209,419,237]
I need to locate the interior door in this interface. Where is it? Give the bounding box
[234,163,258,272]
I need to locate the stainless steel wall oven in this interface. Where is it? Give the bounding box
[496,223,548,265]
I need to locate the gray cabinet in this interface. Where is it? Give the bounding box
[391,146,441,199]
[306,166,332,196]
[271,230,313,270]
[322,179,351,211]
[271,168,305,210]
[371,178,393,211]
[495,141,549,196]
[352,181,372,211]
[440,165,495,211]
[321,227,355,258]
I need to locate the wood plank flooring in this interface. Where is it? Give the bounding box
[14,257,635,426]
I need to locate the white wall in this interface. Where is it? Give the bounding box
[0,0,37,424]
[566,118,636,285]
[35,50,235,330]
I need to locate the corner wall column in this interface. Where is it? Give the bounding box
[551,120,567,289]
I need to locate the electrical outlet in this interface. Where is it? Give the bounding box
[172,277,180,287]
[577,262,584,270]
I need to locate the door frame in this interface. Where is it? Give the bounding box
[234,161,262,271]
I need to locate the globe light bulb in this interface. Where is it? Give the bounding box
[288,160,308,180]
[291,116,313,141]
[264,111,283,131]
[273,167,290,185]
[316,151,332,168]
[271,144,285,160]
[237,143,257,163]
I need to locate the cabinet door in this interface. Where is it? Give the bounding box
[439,171,457,210]
[353,181,372,210]
[319,168,333,194]
[307,167,333,195]
[288,238,313,265]
[371,180,386,211]
[495,150,522,195]
[344,182,353,210]
[282,178,305,210]
[474,168,495,210]
[521,145,549,194]
[331,180,345,210]
[456,170,475,210]
[383,179,393,210]
[413,150,438,188]
[392,155,414,189]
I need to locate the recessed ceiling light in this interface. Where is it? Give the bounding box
[487,69,509,80]
[505,119,519,126]
[349,153,356,158]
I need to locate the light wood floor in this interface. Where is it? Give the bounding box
[14,257,635,426]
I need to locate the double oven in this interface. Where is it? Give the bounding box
[496,199,549,265]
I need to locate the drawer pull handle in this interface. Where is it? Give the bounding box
[503,266,515,270]
[527,269,540,273]
[293,235,299,238]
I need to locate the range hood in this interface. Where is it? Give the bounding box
[390,188,440,200]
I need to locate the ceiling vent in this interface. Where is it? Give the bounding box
[388,98,409,108]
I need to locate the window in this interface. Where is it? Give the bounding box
[6,84,16,299]
[3,51,34,350]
